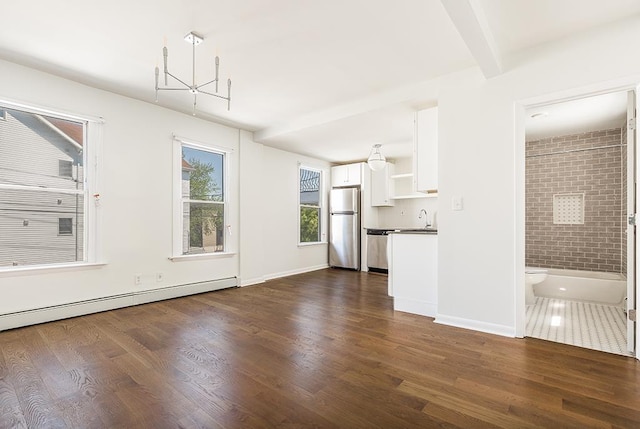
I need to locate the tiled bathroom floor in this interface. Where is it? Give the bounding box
[526,297,630,356]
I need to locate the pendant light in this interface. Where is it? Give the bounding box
[367,144,386,171]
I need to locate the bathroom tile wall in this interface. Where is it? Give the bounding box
[526,128,624,273]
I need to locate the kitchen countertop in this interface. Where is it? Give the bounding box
[364,227,438,234]
[390,228,437,234]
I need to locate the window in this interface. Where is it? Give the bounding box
[177,141,226,255]
[59,160,73,178]
[58,218,73,235]
[299,166,322,243]
[0,103,97,268]
[0,109,6,121]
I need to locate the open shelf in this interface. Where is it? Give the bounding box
[391,193,438,200]
[390,173,413,179]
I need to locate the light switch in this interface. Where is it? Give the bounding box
[452,196,463,211]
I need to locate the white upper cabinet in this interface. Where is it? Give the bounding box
[371,162,394,207]
[331,163,362,187]
[414,107,438,193]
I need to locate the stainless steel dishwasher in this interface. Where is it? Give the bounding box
[366,229,392,273]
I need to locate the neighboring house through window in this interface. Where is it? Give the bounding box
[299,166,322,243]
[0,103,98,268]
[174,138,227,255]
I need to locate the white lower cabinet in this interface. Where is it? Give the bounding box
[388,233,437,317]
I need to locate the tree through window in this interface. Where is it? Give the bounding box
[180,144,225,254]
[299,166,322,243]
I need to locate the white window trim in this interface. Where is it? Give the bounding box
[0,262,106,276]
[172,136,234,258]
[0,102,103,271]
[0,97,104,124]
[298,164,325,246]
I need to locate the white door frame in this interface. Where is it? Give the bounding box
[626,89,637,354]
[515,78,640,360]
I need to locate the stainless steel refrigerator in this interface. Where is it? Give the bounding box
[329,187,360,270]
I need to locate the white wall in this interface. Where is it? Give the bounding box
[262,146,331,281]
[238,131,265,286]
[0,58,331,326]
[239,141,331,285]
[0,59,241,318]
[435,15,640,336]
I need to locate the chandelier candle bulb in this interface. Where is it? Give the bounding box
[154,67,159,101]
[163,46,168,85]
[215,56,220,92]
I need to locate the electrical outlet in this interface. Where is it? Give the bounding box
[156,272,164,282]
[452,196,464,211]
[134,274,142,285]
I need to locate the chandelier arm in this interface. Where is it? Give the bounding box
[197,90,229,100]
[157,87,193,91]
[195,78,219,90]
[165,72,191,89]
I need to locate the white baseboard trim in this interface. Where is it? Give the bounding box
[393,297,437,318]
[434,313,515,338]
[239,276,266,287]
[133,278,237,305]
[0,277,237,332]
[264,264,329,282]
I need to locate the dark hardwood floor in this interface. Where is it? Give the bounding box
[1,269,639,428]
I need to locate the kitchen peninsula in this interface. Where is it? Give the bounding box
[388,229,438,317]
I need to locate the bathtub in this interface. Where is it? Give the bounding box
[532,268,627,307]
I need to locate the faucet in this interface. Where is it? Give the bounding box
[418,209,430,228]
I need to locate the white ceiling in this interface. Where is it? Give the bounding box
[0,1,639,163]
[526,91,629,141]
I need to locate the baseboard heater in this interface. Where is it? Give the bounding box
[0,277,237,332]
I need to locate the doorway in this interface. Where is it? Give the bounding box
[522,89,636,356]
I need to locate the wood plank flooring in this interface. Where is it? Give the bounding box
[1,268,639,428]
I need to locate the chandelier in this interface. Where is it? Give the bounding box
[155,31,231,113]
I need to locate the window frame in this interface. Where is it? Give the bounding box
[0,99,103,271]
[298,164,324,245]
[172,137,231,259]
[58,217,73,236]
[59,159,74,178]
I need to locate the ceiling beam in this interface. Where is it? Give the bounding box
[253,75,451,143]
[440,0,502,78]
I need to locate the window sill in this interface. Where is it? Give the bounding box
[169,252,237,262]
[0,262,106,277]
[298,241,328,248]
